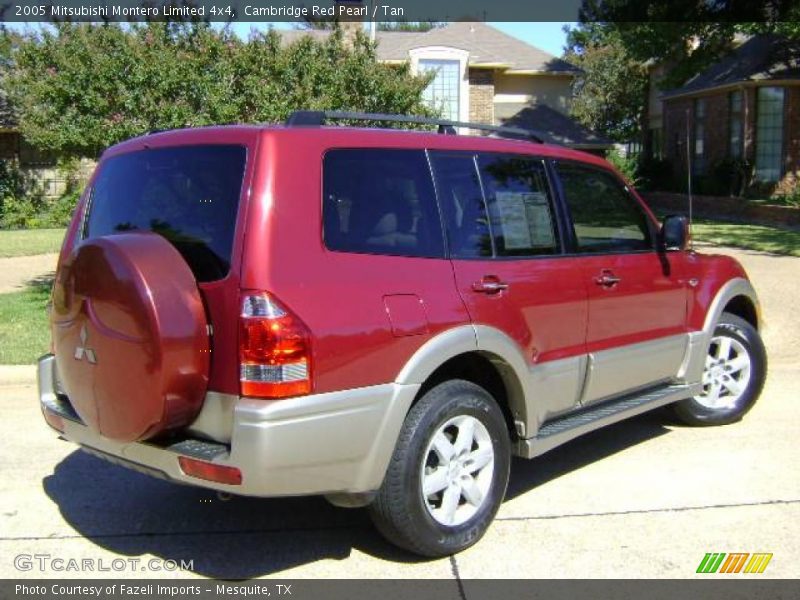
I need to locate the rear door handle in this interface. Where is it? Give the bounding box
[594,270,621,287]
[472,278,509,294]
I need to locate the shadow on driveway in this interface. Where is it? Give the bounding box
[507,409,672,501]
[26,272,55,291]
[43,410,673,578]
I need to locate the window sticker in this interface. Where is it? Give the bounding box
[495,191,555,250]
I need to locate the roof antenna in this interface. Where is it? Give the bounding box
[686,108,694,251]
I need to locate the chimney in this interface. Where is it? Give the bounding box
[334,0,365,47]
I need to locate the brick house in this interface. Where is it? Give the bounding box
[0,91,83,199]
[656,35,800,195]
[283,22,611,152]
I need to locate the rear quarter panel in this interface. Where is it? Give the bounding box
[240,129,473,394]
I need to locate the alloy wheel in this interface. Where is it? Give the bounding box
[420,415,495,526]
[695,334,752,409]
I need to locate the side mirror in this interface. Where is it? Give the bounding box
[660,214,689,251]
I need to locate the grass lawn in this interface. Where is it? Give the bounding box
[691,220,800,257]
[0,283,51,364]
[0,228,66,258]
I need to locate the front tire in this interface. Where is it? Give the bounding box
[673,312,767,426]
[368,380,511,557]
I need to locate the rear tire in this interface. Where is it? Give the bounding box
[673,312,766,426]
[368,380,510,557]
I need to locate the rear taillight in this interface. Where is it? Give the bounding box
[239,292,311,399]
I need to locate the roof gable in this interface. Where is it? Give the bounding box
[664,35,800,98]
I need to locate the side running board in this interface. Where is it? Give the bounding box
[516,383,702,459]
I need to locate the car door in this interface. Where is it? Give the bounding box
[429,151,588,427]
[553,161,689,405]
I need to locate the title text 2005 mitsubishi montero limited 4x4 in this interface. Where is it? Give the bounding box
[38,111,767,557]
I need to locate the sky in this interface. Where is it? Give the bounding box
[230,21,574,57]
[492,22,573,57]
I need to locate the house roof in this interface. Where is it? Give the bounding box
[495,103,612,149]
[280,22,580,74]
[664,34,800,98]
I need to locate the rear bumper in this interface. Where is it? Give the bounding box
[37,354,418,497]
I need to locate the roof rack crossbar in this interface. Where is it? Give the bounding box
[284,110,546,143]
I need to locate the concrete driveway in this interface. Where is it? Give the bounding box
[1,245,797,580]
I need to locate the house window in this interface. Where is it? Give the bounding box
[729,90,744,159]
[419,59,460,121]
[650,127,663,160]
[755,86,785,182]
[693,98,706,175]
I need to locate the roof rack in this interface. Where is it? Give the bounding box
[284,110,546,143]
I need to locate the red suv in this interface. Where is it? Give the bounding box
[38,111,767,557]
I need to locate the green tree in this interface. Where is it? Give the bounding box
[0,26,19,129]
[8,23,434,158]
[572,2,800,88]
[564,11,800,143]
[565,27,647,143]
[378,22,443,32]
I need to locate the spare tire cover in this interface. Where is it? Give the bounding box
[51,232,210,442]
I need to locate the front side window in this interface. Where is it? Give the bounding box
[419,59,460,121]
[322,149,444,258]
[755,86,785,182]
[85,145,247,282]
[556,163,653,253]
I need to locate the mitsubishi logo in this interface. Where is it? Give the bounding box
[74,324,97,364]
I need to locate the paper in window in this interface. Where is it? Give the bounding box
[495,191,555,250]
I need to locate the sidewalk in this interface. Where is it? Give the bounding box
[0,365,37,386]
[0,253,58,294]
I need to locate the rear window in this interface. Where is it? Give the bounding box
[84,145,247,282]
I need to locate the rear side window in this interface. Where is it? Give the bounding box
[84,145,247,282]
[556,162,653,253]
[477,154,559,257]
[323,149,444,258]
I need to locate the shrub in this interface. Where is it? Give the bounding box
[0,159,46,228]
[637,157,677,192]
[702,158,751,197]
[606,147,641,186]
[43,188,81,227]
[0,159,83,229]
[770,172,800,208]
